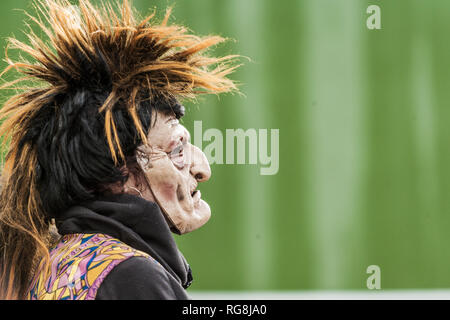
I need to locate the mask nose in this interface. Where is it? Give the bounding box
[189,144,211,183]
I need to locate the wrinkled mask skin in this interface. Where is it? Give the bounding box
[136,111,212,235]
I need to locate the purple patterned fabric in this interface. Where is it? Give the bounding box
[28,233,156,300]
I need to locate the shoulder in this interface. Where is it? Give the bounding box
[29,233,189,300]
[95,256,190,300]
[29,233,153,300]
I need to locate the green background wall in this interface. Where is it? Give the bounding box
[1,0,449,291]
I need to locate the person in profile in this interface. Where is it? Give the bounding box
[0,0,239,300]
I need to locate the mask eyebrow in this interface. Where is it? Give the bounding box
[166,125,190,152]
[165,117,178,124]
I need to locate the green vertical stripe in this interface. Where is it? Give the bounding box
[305,0,367,288]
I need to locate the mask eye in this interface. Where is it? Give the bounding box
[169,143,186,169]
[168,118,179,127]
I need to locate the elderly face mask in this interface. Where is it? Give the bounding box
[136,112,212,235]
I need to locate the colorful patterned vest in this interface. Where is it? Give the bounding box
[28,233,157,300]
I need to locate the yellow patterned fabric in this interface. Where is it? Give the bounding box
[28,233,152,300]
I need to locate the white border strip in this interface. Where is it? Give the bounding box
[189,290,450,300]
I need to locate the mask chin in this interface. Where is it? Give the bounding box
[136,152,211,235]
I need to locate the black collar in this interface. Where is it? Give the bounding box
[55,193,193,289]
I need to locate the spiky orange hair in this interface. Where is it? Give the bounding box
[1,0,239,164]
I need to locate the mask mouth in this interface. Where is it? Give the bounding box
[190,182,198,198]
[191,190,201,206]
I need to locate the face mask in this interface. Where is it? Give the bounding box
[135,117,211,235]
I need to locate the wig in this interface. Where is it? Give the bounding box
[0,0,239,299]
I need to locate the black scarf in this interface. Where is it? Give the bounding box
[55,193,193,289]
